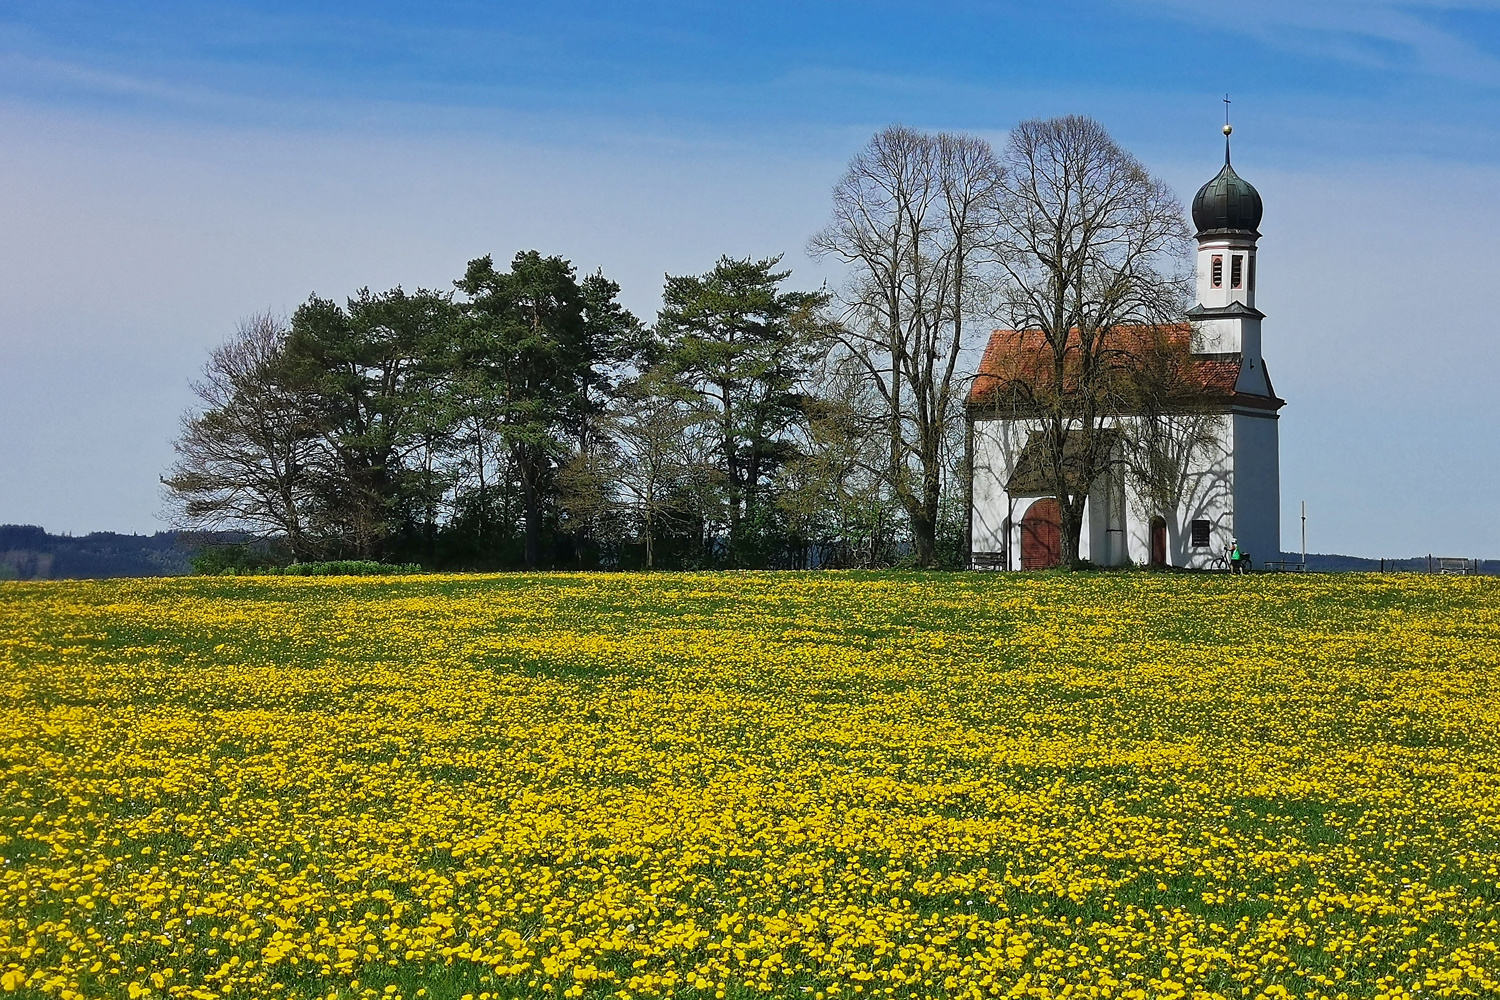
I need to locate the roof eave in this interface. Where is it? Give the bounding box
[1194,227,1262,240]
[1186,302,1265,320]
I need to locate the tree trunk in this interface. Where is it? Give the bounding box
[1058,493,1087,569]
[475,429,488,549]
[911,512,937,566]
[962,417,974,571]
[643,498,655,570]
[902,456,939,567]
[517,443,543,570]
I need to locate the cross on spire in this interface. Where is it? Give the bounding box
[1222,93,1234,164]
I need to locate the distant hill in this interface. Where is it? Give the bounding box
[1281,552,1498,575]
[0,525,194,579]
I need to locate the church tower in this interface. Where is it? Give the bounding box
[1187,117,1282,565]
[1186,122,1271,396]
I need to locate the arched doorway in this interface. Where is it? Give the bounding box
[1149,516,1168,568]
[1020,499,1062,569]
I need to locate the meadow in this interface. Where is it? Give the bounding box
[2,572,1500,1000]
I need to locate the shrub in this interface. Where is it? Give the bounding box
[191,543,276,575]
[277,561,423,577]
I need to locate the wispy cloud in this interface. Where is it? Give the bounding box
[0,48,279,117]
[1132,0,1500,84]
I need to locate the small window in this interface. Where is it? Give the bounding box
[1211,255,1223,288]
[1248,255,1256,291]
[1231,255,1243,289]
[1191,520,1212,548]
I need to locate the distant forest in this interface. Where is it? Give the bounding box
[0,525,197,579]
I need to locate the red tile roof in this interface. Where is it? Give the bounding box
[1189,357,1243,395]
[967,323,1280,410]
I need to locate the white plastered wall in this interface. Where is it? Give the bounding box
[971,418,1131,568]
[1119,412,1236,569]
[1194,315,1261,359]
[1196,238,1258,311]
[970,418,1032,561]
[1231,410,1281,567]
[973,412,1240,570]
[1087,460,1129,566]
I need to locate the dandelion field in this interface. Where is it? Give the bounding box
[3,573,1500,1000]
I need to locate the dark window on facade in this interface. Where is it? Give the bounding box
[1211,255,1223,288]
[1191,519,1212,548]
[1231,255,1243,288]
[1248,255,1256,291]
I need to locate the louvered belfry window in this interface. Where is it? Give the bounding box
[1211,255,1223,288]
[1231,255,1243,289]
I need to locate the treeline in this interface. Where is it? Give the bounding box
[164,253,933,570]
[0,525,194,579]
[165,116,1201,571]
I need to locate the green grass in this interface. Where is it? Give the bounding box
[2,571,1500,1000]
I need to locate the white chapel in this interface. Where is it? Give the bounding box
[967,129,1284,570]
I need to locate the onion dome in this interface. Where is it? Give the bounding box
[1191,131,1262,237]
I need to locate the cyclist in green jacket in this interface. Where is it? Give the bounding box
[1229,540,1250,574]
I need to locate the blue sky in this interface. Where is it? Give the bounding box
[2,1,1499,556]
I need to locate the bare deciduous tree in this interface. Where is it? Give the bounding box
[1117,327,1223,525]
[989,115,1192,567]
[811,126,1003,566]
[162,313,322,560]
[597,367,702,569]
[778,357,902,568]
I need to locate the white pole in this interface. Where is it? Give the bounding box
[1301,500,1307,566]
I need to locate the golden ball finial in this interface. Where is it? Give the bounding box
[1223,123,1233,136]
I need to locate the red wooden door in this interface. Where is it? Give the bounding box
[1020,499,1061,569]
[1150,517,1168,567]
